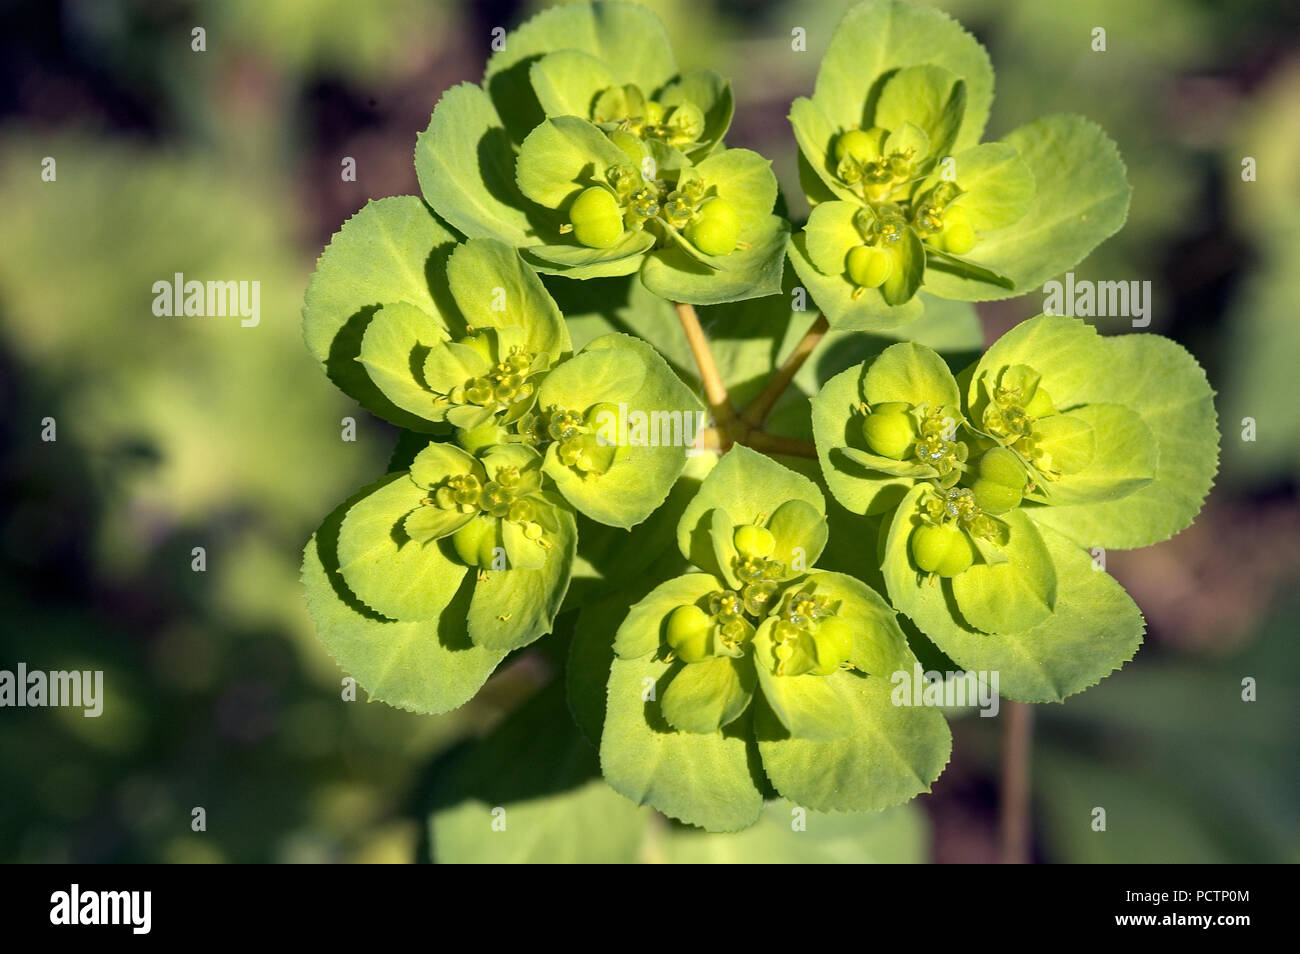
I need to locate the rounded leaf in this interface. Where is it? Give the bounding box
[467,493,576,651]
[302,485,504,715]
[613,572,728,660]
[302,196,457,429]
[484,0,678,143]
[882,484,1143,702]
[601,652,763,832]
[446,238,571,360]
[336,473,468,621]
[661,655,756,734]
[415,83,540,246]
[756,670,952,813]
[970,316,1217,547]
[539,334,701,528]
[677,445,827,571]
[357,301,449,424]
[923,116,1130,301]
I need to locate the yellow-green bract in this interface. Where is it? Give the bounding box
[811,315,1219,702]
[789,0,1130,329]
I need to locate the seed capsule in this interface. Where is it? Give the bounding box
[734,524,776,559]
[569,186,624,249]
[666,604,713,663]
[932,206,976,255]
[585,400,622,440]
[846,245,892,288]
[910,523,976,578]
[834,128,882,165]
[861,402,918,460]
[685,197,740,256]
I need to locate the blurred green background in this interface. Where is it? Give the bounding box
[1,0,1297,863]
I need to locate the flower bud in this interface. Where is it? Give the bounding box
[606,163,641,199]
[861,402,918,460]
[464,377,495,405]
[910,523,976,577]
[846,245,892,288]
[741,580,778,617]
[569,186,625,249]
[685,197,740,256]
[666,604,713,663]
[876,209,907,244]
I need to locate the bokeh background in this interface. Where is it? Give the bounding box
[1,0,1297,863]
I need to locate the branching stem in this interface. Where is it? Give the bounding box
[674,302,822,460]
[742,313,829,428]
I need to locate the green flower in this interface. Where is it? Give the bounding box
[600,447,950,831]
[330,439,574,647]
[533,333,704,528]
[413,0,787,304]
[302,210,570,433]
[528,42,733,163]
[788,0,1129,328]
[302,200,702,711]
[405,442,558,568]
[296,0,1222,846]
[513,117,787,303]
[812,316,1219,702]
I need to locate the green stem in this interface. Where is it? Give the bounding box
[741,313,829,428]
[673,301,734,424]
[674,302,819,460]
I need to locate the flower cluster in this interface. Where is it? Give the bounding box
[303,229,699,711]
[602,448,949,830]
[416,1,787,306]
[788,0,1129,329]
[298,1,1218,838]
[812,315,1217,703]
